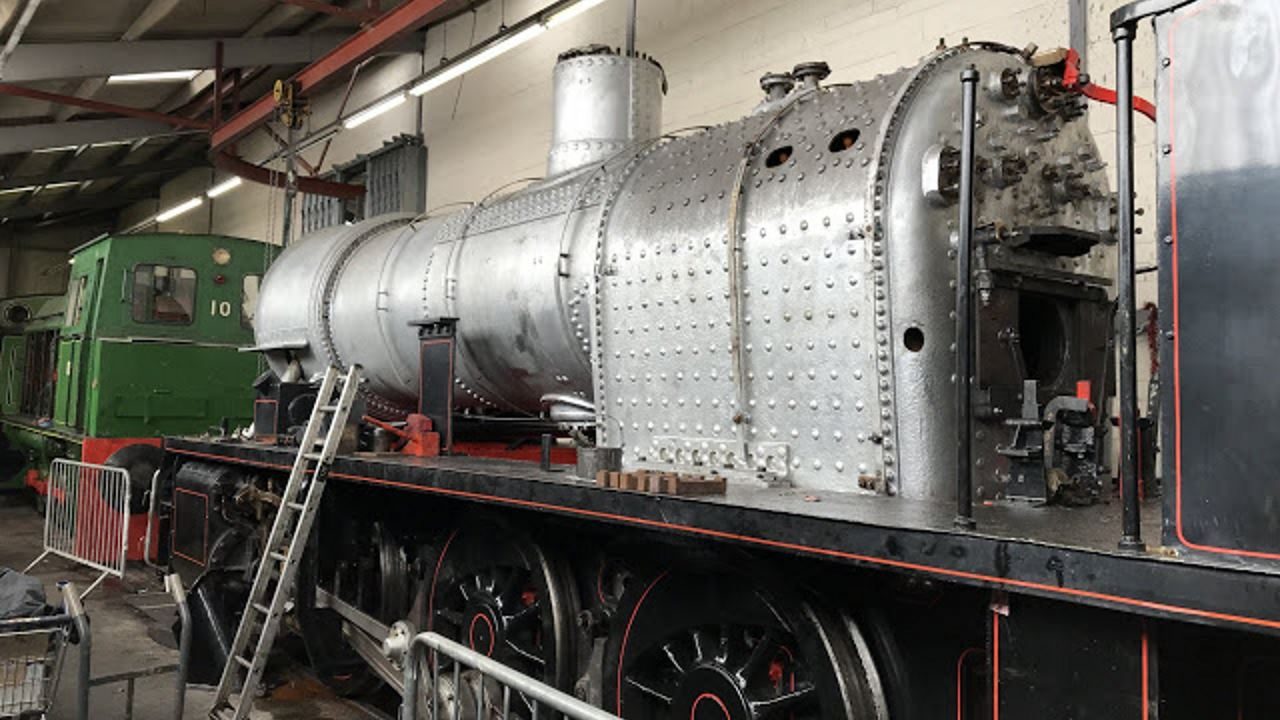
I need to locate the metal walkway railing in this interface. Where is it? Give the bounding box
[385,625,619,720]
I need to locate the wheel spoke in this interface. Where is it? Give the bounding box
[435,608,466,626]
[496,566,523,598]
[717,624,731,664]
[660,642,685,675]
[737,630,778,682]
[690,628,707,662]
[749,682,815,716]
[625,676,675,705]
[504,602,540,629]
[505,637,546,667]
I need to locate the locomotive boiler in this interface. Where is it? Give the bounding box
[254,41,1115,505]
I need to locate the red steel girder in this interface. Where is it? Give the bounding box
[213,151,364,199]
[278,0,380,22]
[0,83,209,130]
[211,0,449,151]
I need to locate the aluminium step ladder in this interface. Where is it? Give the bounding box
[209,364,362,720]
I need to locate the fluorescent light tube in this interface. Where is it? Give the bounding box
[410,24,546,96]
[107,70,200,84]
[343,92,407,129]
[545,0,610,28]
[207,176,243,198]
[155,196,203,223]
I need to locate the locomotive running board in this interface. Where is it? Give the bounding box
[208,364,362,720]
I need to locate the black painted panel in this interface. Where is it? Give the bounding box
[1156,0,1280,556]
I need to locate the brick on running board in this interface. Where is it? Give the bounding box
[674,475,726,496]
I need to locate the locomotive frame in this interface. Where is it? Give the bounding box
[154,0,1280,718]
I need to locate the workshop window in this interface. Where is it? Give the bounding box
[241,274,261,330]
[65,275,87,327]
[132,265,197,325]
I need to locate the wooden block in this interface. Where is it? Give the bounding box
[607,471,621,488]
[596,470,609,487]
[674,474,727,496]
[660,475,678,494]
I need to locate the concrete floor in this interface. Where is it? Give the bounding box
[0,495,387,720]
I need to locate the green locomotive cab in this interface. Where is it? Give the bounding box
[0,233,271,530]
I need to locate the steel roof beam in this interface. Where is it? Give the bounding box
[0,83,209,129]
[212,0,448,151]
[52,0,182,122]
[277,0,381,23]
[0,186,164,221]
[0,33,371,83]
[0,118,191,155]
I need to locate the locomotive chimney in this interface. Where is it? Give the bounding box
[547,45,666,177]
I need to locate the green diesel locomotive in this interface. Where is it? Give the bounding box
[0,233,270,555]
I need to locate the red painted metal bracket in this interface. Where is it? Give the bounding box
[1062,48,1157,121]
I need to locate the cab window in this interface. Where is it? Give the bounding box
[65,275,88,326]
[132,265,197,325]
[241,274,261,330]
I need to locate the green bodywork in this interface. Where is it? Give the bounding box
[0,233,271,489]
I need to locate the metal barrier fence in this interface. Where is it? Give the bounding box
[385,625,619,720]
[25,459,131,598]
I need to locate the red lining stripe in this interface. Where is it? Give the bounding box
[165,447,1280,632]
[171,487,208,566]
[1167,0,1280,561]
[991,609,1000,720]
[616,571,668,714]
[955,647,982,720]
[1141,626,1150,720]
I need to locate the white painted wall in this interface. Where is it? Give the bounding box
[132,0,1161,238]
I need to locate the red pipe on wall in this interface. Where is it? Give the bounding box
[212,151,364,199]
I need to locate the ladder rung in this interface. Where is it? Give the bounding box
[214,364,359,720]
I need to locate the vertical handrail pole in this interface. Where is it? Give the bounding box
[167,574,191,720]
[60,582,90,720]
[1114,22,1145,552]
[954,65,979,530]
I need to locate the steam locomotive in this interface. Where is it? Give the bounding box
[155,1,1280,717]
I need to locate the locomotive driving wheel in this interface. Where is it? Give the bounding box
[608,572,880,719]
[426,523,578,715]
